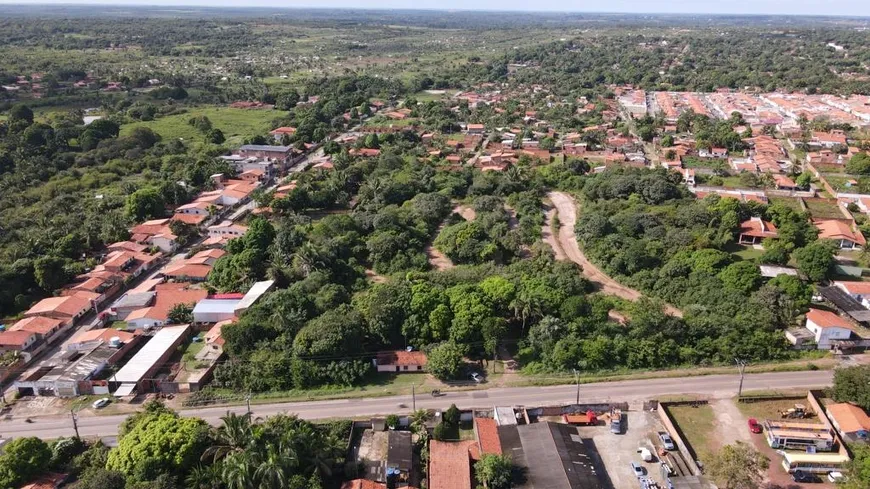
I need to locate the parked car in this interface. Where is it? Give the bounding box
[658,431,675,450]
[827,472,844,483]
[630,462,645,478]
[92,398,111,409]
[469,372,482,383]
[748,418,763,434]
[792,470,819,483]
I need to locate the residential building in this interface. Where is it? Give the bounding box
[738,217,778,245]
[374,350,427,373]
[825,403,870,442]
[814,219,866,250]
[269,126,296,141]
[125,283,208,329]
[764,420,834,451]
[804,308,856,349]
[129,219,179,253]
[208,221,248,239]
[9,317,65,344]
[428,440,475,489]
[465,123,485,134]
[24,293,93,323]
[833,281,870,309]
[0,330,39,354]
[110,292,156,320]
[473,417,502,455]
[233,280,275,315]
[237,144,292,162]
[386,431,413,486]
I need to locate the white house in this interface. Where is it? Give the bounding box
[207,221,248,239]
[834,281,870,310]
[804,308,855,349]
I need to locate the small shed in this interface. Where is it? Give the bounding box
[193,299,240,324]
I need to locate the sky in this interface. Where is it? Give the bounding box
[0,0,868,17]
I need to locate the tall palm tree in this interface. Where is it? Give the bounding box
[292,242,327,277]
[222,452,258,489]
[254,443,297,489]
[202,412,255,463]
[185,464,222,489]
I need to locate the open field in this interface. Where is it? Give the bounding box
[120,106,280,145]
[667,404,717,463]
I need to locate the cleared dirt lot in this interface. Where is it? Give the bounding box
[574,411,671,489]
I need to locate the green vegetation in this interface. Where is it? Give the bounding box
[120,108,278,146]
[705,442,770,489]
[667,404,717,463]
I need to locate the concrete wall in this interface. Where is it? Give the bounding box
[657,401,708,476]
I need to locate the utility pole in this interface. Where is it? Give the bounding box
[573,369,580,405]
[735,358,748,397]
[411,385,416,412]
[70,409,80,439]
[245,393,252,415]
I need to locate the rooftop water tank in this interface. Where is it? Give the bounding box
[108,336,122,348]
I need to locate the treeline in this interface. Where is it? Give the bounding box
[504,30,870,94]
[0,402,350,489]
[574,168,823,362]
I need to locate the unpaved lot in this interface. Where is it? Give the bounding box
[575,411,670,489]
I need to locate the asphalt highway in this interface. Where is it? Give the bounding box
[0,370,833,440]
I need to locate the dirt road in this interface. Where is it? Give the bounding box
[425,204,476,271]
[547,191,683,317]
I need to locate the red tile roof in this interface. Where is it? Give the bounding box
[474,418,502,455]
[25,293,92,318]
[339,480,386,489]
[739,217,778,239]
[376,350,427,367]
[815,219,866,246]
[9,316,64,336]
[0,330,37,347]
[806,308,853,330]
[826,403,870,433]
[429,440,474,489]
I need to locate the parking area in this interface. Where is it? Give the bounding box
[574,410,677,489]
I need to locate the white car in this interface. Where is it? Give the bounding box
[828,472,844,483]
[92,398,111,409]
[470,372,482,383]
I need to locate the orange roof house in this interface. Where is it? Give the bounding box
[24,293,93,321]
[473,418,502,455]
[375,350,427,372]
[125,283,208,328]
[825,403,870,441]
[340,480,387,489]
[738,217,778,245]
[429,440,475,489]
[9,316,64,340]
[814,219,866,249]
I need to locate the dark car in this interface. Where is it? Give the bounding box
[792,470,819,483]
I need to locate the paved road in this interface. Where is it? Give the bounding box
[547,191,683,317]
[0,370,832,440]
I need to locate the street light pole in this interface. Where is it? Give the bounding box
[735,358,748,397]
[412,385,416,412]
[70,409,80,439]
[573,369,580,405]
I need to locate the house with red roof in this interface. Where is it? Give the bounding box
[804,308,856,349]
[814,219,866,250]
[24,293,93,323]
[833,281,870,309]
[738,217,778,246]
[125,283,208,329]
[375,350,427,373]
[429,440,475,489]
[9,317,65,344]
[0,330,39,355]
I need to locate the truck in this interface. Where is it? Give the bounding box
[611,408,623,434]
[564,410,598,426]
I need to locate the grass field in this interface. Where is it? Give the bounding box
[768,197,804,211]
[735,397,818,424]
[803,198,846,219]
[667,404,717,463]
[120,106,280,146]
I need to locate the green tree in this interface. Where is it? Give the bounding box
[444,404,461,427]
[705,442,769,489]
[475,453,513,489]
[844,444,870,489]
[426,342,464,380]
[107,410,209,480]
[832,365,870,410]
[126,187,166,221]
[8,103,34,125]
[0,437,52,489]
[846,152,870,175]
[205,128,226,144]
[167,303,193,324]
[33,255,71,292]
[794,240,836,282]
[717,261,761,294]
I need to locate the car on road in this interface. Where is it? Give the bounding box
[630,462,645,478]
[748,418,763,434]
[792,470,819,483]
[658,431,675,450]
[92,398,111,409]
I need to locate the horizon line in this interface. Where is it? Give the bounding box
[0,3,868,19]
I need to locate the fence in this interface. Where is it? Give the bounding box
[656,400,709,476]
